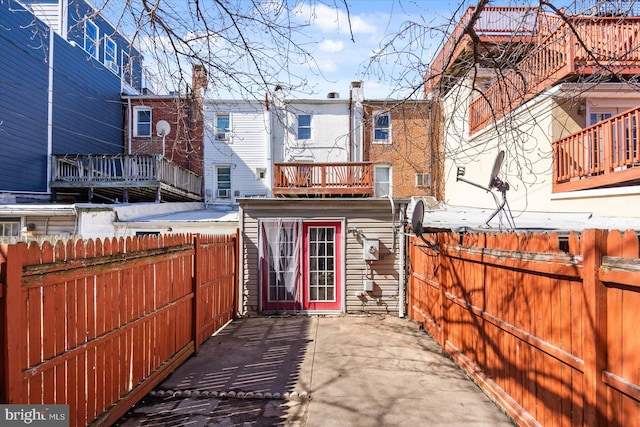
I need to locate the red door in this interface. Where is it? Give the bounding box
[260,220,342,312]
[302,222,342,311]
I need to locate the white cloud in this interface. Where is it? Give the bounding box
[316,58,338,73]
[296,3,377,35]
[319,39,344,53]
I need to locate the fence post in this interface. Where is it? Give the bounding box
[193,235,202,354]
[4,243,26,403]
[438,233,448,348]
[233,229,240,318]
[582,229,608,426]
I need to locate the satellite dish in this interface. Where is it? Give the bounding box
[156,120,171,137]
[410,199,438,252]
[411,199,425,237]
[489,150,505,188]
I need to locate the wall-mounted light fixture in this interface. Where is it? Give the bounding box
[578,103,586,115]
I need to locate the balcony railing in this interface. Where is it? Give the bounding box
[468,14,640,134]
[51,154,202,202]
[553,106,640,192]
[273,162,373,197]
[426,6,540,93]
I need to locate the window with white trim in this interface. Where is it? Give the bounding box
[134,107,152,137]
[373,112,391,143]
[104,36,118,73]
[216,166,232,199]
[374,165,391,197]
[297,114,311,140]
[84,20,99,59]
[415,172,431,188]
[215,113,231,141]
[0,217,20,238]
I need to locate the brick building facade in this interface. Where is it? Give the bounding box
[363,100,443,199]
[124,65,207,177]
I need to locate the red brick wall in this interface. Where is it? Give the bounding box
[125,96,204,177]
[364,102,441,199]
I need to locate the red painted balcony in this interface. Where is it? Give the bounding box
[425,6,539,94]
[553,106,640,192]
[273,162,373,197]
[468,14,640,134]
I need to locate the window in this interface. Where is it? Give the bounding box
[415,172,431,188]
[0,218,20,238]
[216,166,231,198]
[134,107,152,137]
[297,114,311,140]
[373,112,391,143]
[104,36,118,73]
[121,51,132,84]
[84,20,99,59]
[215,113,231,141]
[374,165,391,197]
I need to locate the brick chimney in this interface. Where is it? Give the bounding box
[187,64,208,178]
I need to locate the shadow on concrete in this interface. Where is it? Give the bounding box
[116,316,312,426]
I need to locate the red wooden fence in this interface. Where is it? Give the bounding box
[409,229,640,426]
[0,232,238,427]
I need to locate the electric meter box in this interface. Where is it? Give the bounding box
[363,238,379,260]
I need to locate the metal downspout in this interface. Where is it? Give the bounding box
[127,98,132,154]
[46,27,55,193]
[399,204,406,318]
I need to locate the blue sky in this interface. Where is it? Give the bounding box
[289,0,466,99]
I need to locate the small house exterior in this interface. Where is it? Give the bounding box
[238,198,408,316]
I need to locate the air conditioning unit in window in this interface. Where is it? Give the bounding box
[216,132,231,141]
[105,60,119,74]
[217,189,231,198]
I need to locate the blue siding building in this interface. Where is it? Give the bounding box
[0,0,143,198]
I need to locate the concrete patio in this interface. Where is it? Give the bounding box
[117,315,514,426]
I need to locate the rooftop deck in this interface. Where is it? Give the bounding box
[426,6,640,134]
[272,162,373,198]
[50,154,203,203]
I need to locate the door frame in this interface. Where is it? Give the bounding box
[259,218,345,314]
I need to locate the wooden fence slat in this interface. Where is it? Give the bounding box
[408,228,640,427]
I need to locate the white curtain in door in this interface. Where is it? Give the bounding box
[259,219,302,303]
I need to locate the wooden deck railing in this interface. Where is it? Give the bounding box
[426,6,540,93]
[468,14,640,134]
[273,162,373,197]
[409,229,640,426]
[553,106,640,192]
[51,154,202,196]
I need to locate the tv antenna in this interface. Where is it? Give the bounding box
[156,120,171,157]
[410,199,438,252]
[455,150,515,229]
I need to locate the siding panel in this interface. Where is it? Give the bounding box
[240,200,402,316]
[0,2,51,191]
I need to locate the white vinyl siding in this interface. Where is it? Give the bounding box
[204,103,270,202]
